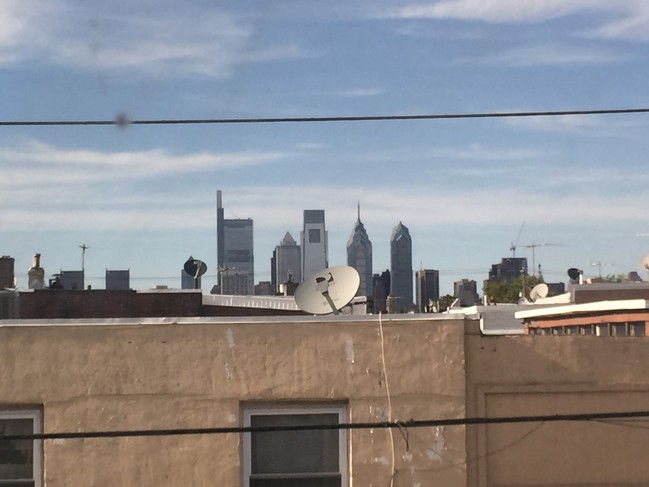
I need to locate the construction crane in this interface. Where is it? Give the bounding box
[510,222,525,258]
[524,242,562,277]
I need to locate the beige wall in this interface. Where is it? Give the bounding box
[0,316,468,487]
[465,327,649,487]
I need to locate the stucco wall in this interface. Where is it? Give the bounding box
[0,316,467,486]
[465,329,649,487]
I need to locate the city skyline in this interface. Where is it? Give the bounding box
[3,1,649,295]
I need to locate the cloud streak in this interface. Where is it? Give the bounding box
[0,1,308,78]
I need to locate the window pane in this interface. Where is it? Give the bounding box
[0,419,34,481]
[629,322,646,336]
[309,229,321,243]
[251,414,339,474]
[611,323,626,336]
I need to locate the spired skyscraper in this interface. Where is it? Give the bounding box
[216,190,254,295]
[301,210,328,280]
[390,221,413,312]
[346,204,372,297]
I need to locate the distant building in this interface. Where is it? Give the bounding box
[454,279,479,306]
[346,204,373,297]
[416,269,439,312]
[106,270,130,290]
[390,222,413,312]
[372,270,390,314]
[301,210,328,280]
[254,281,273,296]
[57,270,84,290]
[271,232,301,293]
[216,190,254,295]
[0,255,15,288]
[221,271,249,296]
[489,257,528,281]
[181,269,195,290]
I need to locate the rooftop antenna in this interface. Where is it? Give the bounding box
[510,221,525,258]
[591,261,613,279]
[295,265,360,315]
[79,244,89,272]
[524,242,563,276]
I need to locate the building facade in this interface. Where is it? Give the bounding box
[415,269,439,312]
[346,205,372,297]
[488,257,527,281]
[301,210,328,280]
[390,221,413,312]
[217,190,254,295]
[454,279,479,306]
[271,232,301,293]
[2,314,649,486]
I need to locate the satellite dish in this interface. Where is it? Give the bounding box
[184,256,207,289]
[567,268,582,281]
[529,283,549,302]
[641,253,649,271]
[295,266,360,315]
[184,256,207,278]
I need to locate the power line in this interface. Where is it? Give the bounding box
[2,410,649,442]
[1,107,648,127]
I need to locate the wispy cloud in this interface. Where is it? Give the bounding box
[385,0,615,24]
[0,1,308,77]
[0,140,287,192]
[454,43,625,67]
[382,1,649,42]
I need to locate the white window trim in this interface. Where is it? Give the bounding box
[0,409,42,487]
[242,404,348,487]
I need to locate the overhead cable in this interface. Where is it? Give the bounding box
[0,107,648,127]
[2,410,649,442]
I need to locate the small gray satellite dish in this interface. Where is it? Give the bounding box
[184,256,207,278]
[567,268,582,281]
[529,283,549,302]
[294,265,360,315]
[184,256,207,289]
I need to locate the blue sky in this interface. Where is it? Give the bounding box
[2,0,649,295]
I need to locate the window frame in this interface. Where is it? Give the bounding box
[0,409,42,487]
[241,404,348,487]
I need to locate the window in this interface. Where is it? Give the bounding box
[309,229,321,243]
[629,322,646,337]
[242,405,347,487]
[595,323,609,336]
[611,323,627,336]
[0,410,41,487]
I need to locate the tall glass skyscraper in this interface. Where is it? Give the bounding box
[301,210,328,280]
[216,190,254,295]
[390,221,413,312]
[346,204,372,297]
[271,231,301,293]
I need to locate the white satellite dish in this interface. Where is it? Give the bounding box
[641,253,649,270]
[295,265,360,315]
[529,283,549,302]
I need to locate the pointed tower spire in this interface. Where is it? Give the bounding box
[357,201,361,222]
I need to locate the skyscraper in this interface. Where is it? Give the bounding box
[416,269,439,312]
[390,221,413,312]
[301,210,327,280]
[346,204,372,297]
[271,231,301,293]
[216,190,254,295]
